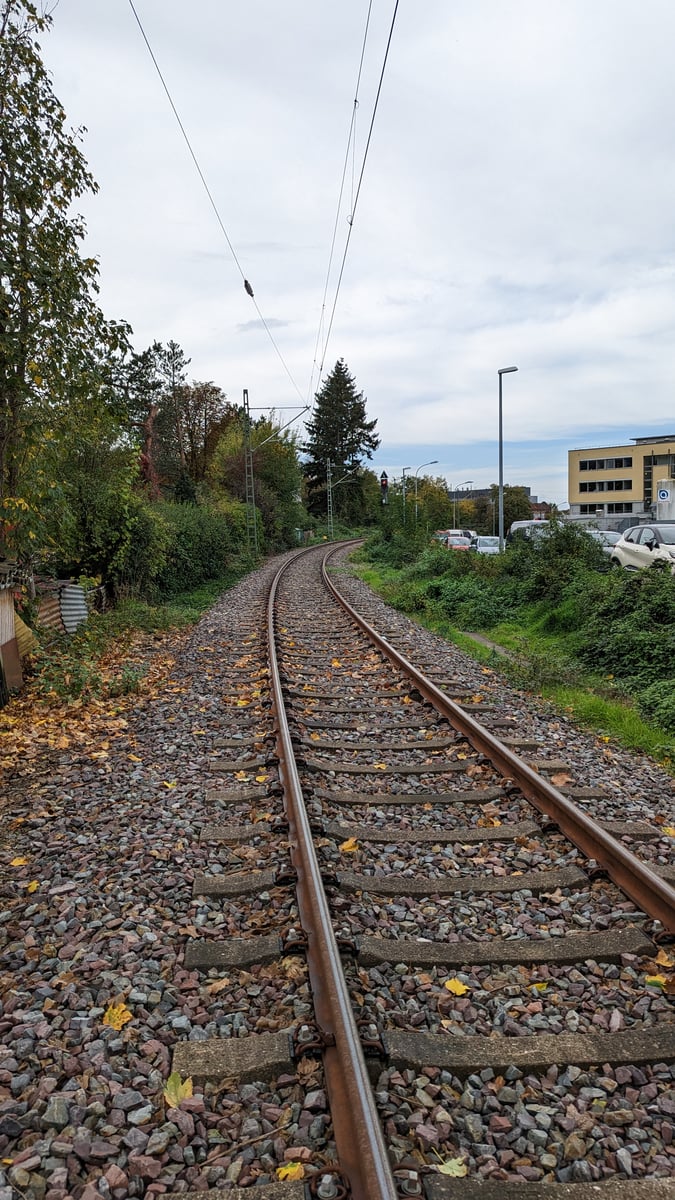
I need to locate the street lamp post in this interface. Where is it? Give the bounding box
[402,467,412,525]
[414,460,439,525]
[450,479,473,529]
[498,366,518,551]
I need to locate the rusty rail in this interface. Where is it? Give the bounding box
[323,548,675,935]
[267,556,399,1200]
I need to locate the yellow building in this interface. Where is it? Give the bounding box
[568,434,675,522]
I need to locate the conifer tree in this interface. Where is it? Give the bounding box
[302,359,379,521]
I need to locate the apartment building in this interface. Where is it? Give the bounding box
[568,434,675,522]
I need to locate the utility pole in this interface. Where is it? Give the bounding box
[327,458,334,540]
[242,389,258,554]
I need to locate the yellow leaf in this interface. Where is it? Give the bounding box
[102,1002,133,1031]
[340,837,359,853]
[128,753,142,763]
[236,698,250,707]
[277,1162,305,1181]
[191,729,206,736]
[444,978,469,996]
[26,880,40,893]
[163,1070,193,1107]
[662,827,675,837]
[331,658,342,667]
[436,1156,468,1177]
[530,981,548,992]
[653,948,675,968]
[646,974,668,990]
[255,774,268,784]
[163,780,177,789]
[310,732,321,740]
[373,762,387,771]
[10,857,28,867]
[402,695,412,704]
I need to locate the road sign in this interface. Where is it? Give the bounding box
[658,488,670,501]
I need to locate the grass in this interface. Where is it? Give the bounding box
[352,559,675,769]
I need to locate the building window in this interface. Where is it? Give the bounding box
[607,502,632,513]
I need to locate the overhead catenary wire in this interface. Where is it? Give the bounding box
[314,0,400,396]
[126,0,306,405]
[306,0,374,404]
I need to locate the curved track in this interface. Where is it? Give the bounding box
[174,542,675,1200]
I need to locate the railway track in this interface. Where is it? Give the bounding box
[2,543,674,1200]
[171,543,675,1200]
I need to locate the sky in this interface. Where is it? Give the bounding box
[38,0,675,505]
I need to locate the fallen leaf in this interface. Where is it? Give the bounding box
[26,880,40,893]
[277,1162,305,1181]
[162,780,177,789]
[340,837,359,853]
[373,762,387,771]
[331,659,342,668]
[205,978,231,995]
[551,772,573,786]
[102,1001,133,1030]
[436,1156,468,1177]
[646,974,668,990]
[662,827,675,837]
[653,948,675,968]
[164,1070,193,1107]
[10,857,28,867]
[444,978,469,996]
[128,753,142,763]
[255,774,269,784]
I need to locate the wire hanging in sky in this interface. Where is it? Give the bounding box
[312,0,400,399]
[126,0,306,405]
[306,0,374,404]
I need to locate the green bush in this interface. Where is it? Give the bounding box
[637,680,675,733]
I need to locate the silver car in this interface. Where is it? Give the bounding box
[471,535,500,555]
[610,524,675,571]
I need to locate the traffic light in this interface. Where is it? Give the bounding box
[380,472,388,504]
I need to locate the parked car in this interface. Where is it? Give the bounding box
[471,535,500,555]
[445,535,472,551]
[585,528,621,557]
[507,519,550,542]
[610,523,675,571]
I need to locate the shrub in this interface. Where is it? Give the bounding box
[637,680,675,733]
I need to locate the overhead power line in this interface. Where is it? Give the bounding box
[313,0,400,395]
[126,0,305,404]
[307,0,374,404]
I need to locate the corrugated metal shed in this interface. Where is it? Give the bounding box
[37,593,64,632]
[60,583,88,633]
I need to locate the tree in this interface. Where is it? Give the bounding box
[302,359,379,522]
[207,411,305,548]
[0,0,129,555]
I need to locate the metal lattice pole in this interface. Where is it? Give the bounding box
[243,389,258,554]
[326,459,334,540]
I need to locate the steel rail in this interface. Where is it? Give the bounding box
[267,554,399,1200]
[323,548,675,935]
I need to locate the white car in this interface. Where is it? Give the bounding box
[610,524,675,571]
[471,535,500,554]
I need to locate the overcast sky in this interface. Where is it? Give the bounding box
[41,0,675,504]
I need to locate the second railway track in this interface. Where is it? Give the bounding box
[2,542,675,1200]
